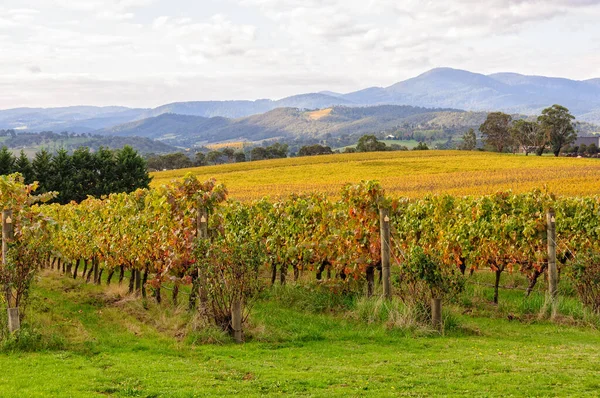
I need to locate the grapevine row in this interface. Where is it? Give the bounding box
[4,173,600,313]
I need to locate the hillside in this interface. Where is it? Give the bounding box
[102,113,230,140]
[97,105,470,147]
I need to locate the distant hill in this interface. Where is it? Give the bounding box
[103,113,230,140]
[0,106,146,133]
[96,105,477,147]
[0,130,177,155]
[136,93,354,120]
[3,67,600,133]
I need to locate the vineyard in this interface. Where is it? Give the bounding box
[2,170,600,335]
[2,166,600,395]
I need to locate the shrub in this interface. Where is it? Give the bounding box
[194,203,265,334]
[567,252,600,314]
[397,246,464,322]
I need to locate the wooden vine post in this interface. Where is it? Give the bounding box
[231,300,243,343]
[196,205,209,307]
[3,209,20,333]
[431,298,442,331]
[379,208,391,300]
[547,208,558,318]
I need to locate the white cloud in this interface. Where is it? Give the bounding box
[53,0,155,12]
[97,11,135,21]
[240,0,600,41]
[1,0,600,107]
[155,14,257,61]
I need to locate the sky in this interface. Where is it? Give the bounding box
[1,0,600,109]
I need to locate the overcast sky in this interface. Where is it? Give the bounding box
[1,0,600,109]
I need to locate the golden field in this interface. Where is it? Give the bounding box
[150,150,600,201]
[204,141,247,150]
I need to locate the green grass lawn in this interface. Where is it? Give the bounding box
[1,271,599,397]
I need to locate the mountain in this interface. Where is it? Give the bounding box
[383,68,518,109]
[96,105,476,147]
[0,106,147,132]
[3,67,600,133]
[138,101,272,120]
[341,68,600,116]
[584,78,600,88]
[136,93,354,120]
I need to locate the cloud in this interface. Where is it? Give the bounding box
[27,65,42,74]
[97,11,135,21]
[53,0,155,12]
[154,14,257,61]
[1,0,600,108]
[240,0,600,41]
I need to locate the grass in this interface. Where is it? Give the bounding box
[150,150,600,201]
[1,271,600,396]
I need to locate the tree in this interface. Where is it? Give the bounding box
[250,147,267,161]
[32,148,53,194]
[221,148,235,162]
[70,147,97,202]
[14,150,34,184]
[206,150,225,165]
[146,154,166,171]
[265,143,288,159]
[194,152,207,167]
[413,142,429,150]
[50,148,75,204]
[588,143,598,155]
[250,143,288,161]
[479,112,513,152]
[510,120,548,156]
[538,105,576,157]
[113,145,152,193]
[356,135,387,152]
[298,144,333,156]
[234,152,246,163]
[94,147,116,196]
[0,146,16,175]
[459,128,477,150]
[161,152,193,169]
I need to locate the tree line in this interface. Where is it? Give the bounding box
[146,143,292,171]
[0,146,150,204]
[464,104,578,156]
[146,135,418,172]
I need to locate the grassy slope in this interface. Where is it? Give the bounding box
[1,272,599,397]
[151,151,600,201]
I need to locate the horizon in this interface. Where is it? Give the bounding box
[1,66,600,112]
[2,0,600,109]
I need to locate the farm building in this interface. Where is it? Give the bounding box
[574,136,600,147]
